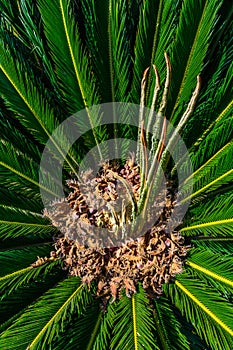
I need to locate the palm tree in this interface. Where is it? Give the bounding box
[0,0,232,349]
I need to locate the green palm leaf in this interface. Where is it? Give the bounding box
[0,45,58,144]
[0,188,42,213]
[0,0,59,94]
[81,0,132,103]
[168,0,223,123]
[0,112,42,164]
[38,0,106,154]
[153,296,190,350]
[52,301,102,350]
[38,0,100,111]
[0,206,56,240]
[0,257,62,296]
[0,141,59,200]
[184,52,233,148]
[92,302,115,350]
[0,271,64,334]
[173,91,233,177]
[0,277,92,350]
[111,285,159,350]
[164,271,233,350]
[131,0,181,105]
[0,44,79,176]
[192,239,233,255]
[0,244,53,277]
[181,192,233,236]
[187,249,233,294]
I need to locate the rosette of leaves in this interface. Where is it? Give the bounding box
[0,0,233,349]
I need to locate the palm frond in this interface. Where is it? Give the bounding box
[82,0,132,103]
[0,257,62,297]
[181,219,233,237]
[164,271,233,350]
[0,0,62,109]
[38,0,100,111]
[192,239,233,255]
[0,188,42,213]
[154,296,190,350]
[111,284,159,350]
[0,44,79,176]
[92,302,115,350]
[0,270,64,333]
[0,43,57,144]
[186,249,233,294]
[184,141,232,187]
[172,92,233,177]
[183,36,233,147]
[184,103,233,177]
[39,0,108,156]
[15,0,62,99]
[0,206,57,240]
[131,0,182,105]
[106,0,132,103]
[181,192,233,236]
[52,301,101,350]
[0,110,42,164]
[168,0,223,123]
[0,140,60,201]
[181,152,233,203]
[0,244,53,277]
[189,94,233,161]
[130,0,161,103]
[0,277,92,350]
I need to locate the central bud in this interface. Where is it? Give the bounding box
[45,157,189,301]
[68,157,140,232]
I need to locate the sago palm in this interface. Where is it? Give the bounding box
[0,0,232,349]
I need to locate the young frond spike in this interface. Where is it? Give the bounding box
[177,75,202,129]
[158,52,172,114]
[139,67,150,118]
[140,119,149,188]
[147,64,161,137]
[151,65,161,106]
[137,66,150,166]
[146,52,171,177]
[157,116,167,162]
[140,115,167,220]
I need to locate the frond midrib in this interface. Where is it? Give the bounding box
[186,261,233,287]
[28,283,83,348]
[175,280,233,337]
